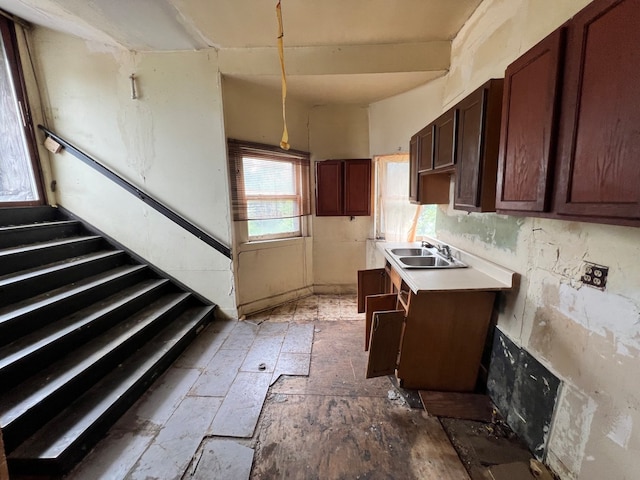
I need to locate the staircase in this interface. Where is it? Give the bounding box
[0,206,216,476]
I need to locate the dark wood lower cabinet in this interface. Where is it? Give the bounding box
[358,265,497,392]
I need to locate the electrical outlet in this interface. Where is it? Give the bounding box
[582,262,608,290]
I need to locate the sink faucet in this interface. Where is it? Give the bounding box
[436,244,453,261]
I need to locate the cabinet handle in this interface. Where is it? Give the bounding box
[373,316,379,331]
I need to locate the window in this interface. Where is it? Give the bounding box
[0,16,43,205]
[375,154,436,241]
[228,139,310,241]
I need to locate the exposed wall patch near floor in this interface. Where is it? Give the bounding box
[487,328,561,460]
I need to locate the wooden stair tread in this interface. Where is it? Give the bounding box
[0,250,124,286]
[0,264,147,322]
[0,235,101,257]
[0,279,170,373]
[0,292,192,431]
[8,306,214,471]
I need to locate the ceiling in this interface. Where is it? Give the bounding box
[0,0,483,105]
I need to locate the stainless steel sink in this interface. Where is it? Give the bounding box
[398,256,451,268]
[385,246,467,269]
[389,248,426,256]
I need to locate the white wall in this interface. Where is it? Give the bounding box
[369,1,640,479]
[30,28,237,317]
[368,75,445,156]
[309,105,371,292]
[222,76,314,315]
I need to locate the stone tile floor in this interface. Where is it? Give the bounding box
[64,294,470,480]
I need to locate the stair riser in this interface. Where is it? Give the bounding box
[0,282,173,390]
[0,267,150,347]
[0,238,105,276]
[2,296,195,452]
[0,207,60,227]
[0,223,80,249]
[0,253,127,309]
[8,308,214,476]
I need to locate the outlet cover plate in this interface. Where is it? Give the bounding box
[582,262,608,290]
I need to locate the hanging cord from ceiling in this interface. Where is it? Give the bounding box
[276,0,290,150]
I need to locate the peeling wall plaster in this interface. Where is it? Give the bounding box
[391,0,640,478]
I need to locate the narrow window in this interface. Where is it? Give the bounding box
[228,140,310,241]
[0,16,43,205]
[375,154,436,241]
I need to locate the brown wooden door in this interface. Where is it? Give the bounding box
[364,293,398,351]
[496,29,564,212]
[454,86,486,210]
[366,310,404,378]
[409,134,419,204]
[417,125,434,172]
[433,110,457,171]
[555,0,640,219]
[315,160,343,216]
[344,159,371,216]
[357,268,388,313]
[454,80,503,212]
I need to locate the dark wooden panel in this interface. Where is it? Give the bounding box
[496,29,564,212]
[315,160,343,216]
[409,134,419,204]
[417,125,434,172]
[418,172,451,205]
[398,291,495,391]
[364,293,397,351]
[344,159,371,216]
[454,80,504,212]
[366,310,404,378]
[454,88,484,209]
[555,0,640,219]
[433,109,457,171]
[356,268,387,313]
[419,391,494,422]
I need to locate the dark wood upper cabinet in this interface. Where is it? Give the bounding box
[433,109,457,171]
[554,0,640,220]
[344,159,372,216]
[417,125,434,172]
[315,159,371,216]
[454,79,504,212]
[409,134,419,204]
[496,29,564,213]
[315,160,343,216]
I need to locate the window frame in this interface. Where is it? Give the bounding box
[228,139,311,242]
[0,16,45,207]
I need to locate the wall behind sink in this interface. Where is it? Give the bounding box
[369,1,640,479]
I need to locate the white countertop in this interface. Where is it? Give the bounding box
[378,240,516,294]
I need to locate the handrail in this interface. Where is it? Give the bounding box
[38,125,232,259]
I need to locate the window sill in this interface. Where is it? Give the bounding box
[239,236,309,252]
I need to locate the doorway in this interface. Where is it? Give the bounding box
[0,16,44,206]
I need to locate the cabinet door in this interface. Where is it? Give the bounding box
[364,293,397,351]
[555,0,640,219]
[357,268,388,313]
[366,310,404,378]
[417,125,434,172]
[496,29,564,212]
[433,109,457,171]
[344,159,371,216]
[454,80,503,212]
[409,134,419,204]
[315,160,343,216]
